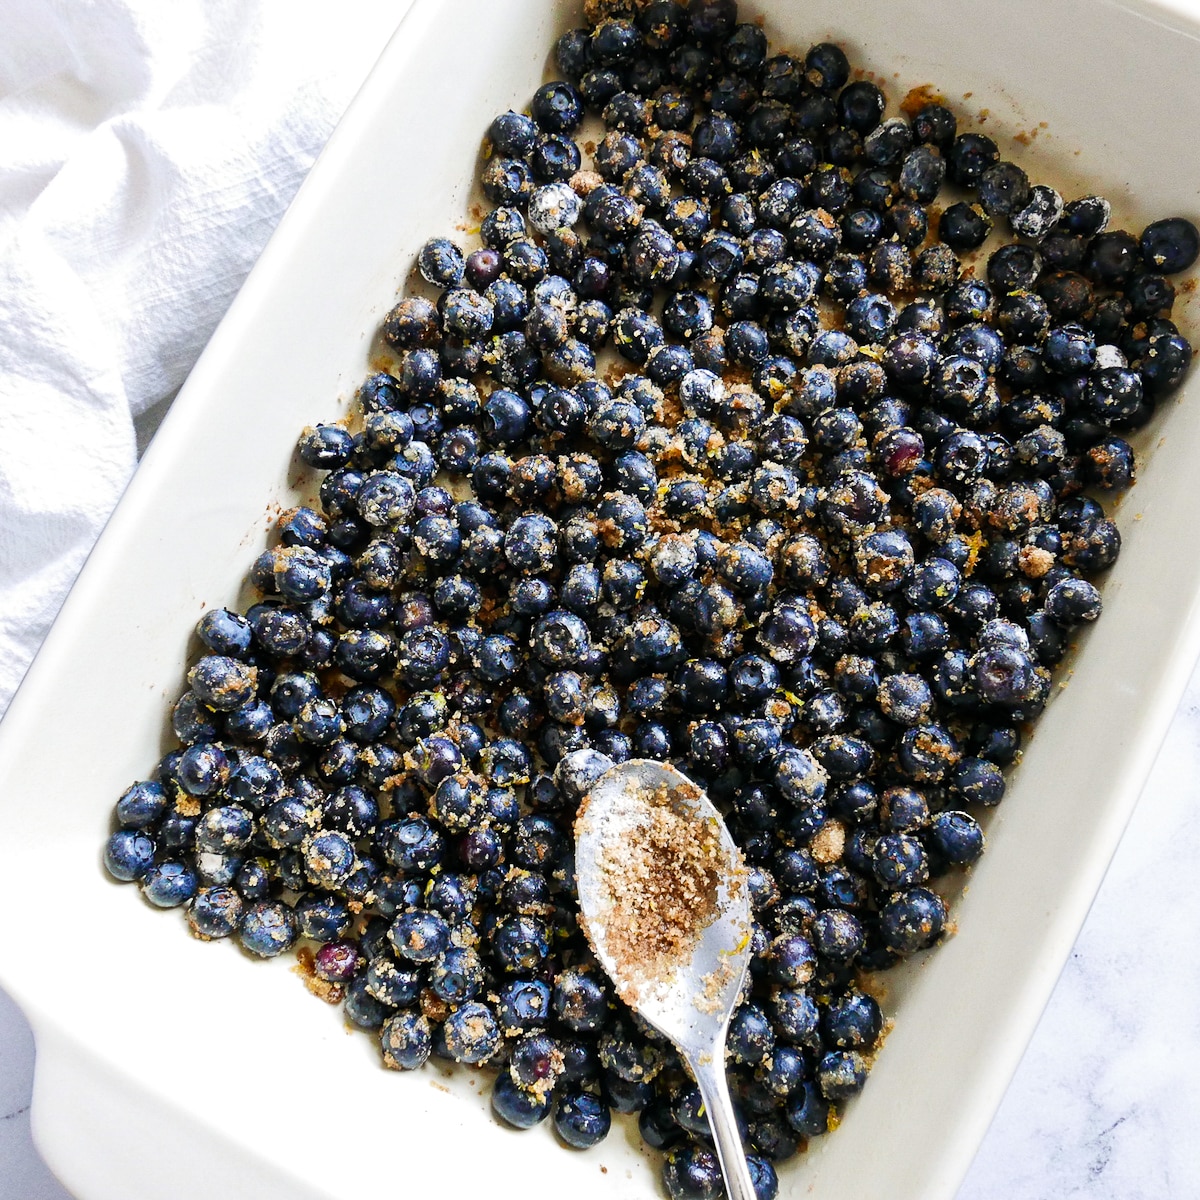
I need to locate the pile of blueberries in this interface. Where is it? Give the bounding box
[103,1,1196,1197]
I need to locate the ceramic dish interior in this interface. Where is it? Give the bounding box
[1,1,1199,1198]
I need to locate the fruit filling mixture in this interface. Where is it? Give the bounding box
[103,2,1195,1196]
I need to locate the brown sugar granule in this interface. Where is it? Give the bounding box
[1018,544,1055,578]
[591,783,723,996]
[809,819,847,866]
[292,947,347,1006]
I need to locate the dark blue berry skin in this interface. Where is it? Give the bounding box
[492,1072,553,1129]
[157,813,196,856]
[1140,217,1200,274]
[662,1143,724,1200]
[554,1089,612,1148]
[417,238,464,288]
[638,1098,684,1150]
[784,1078,829,1139]
[381,1012,433,1071]
[838,80,885,134]
[238,900,297,956]
[747,1155,780,1200]
[1045,577,1102,625]
[531,80,584,134]
[196,608,253,658]
[115,781,167,830]
[880,886,946,954]
[491,913,551,973]
[141,861,198,908]
[388,909,450,963]
[343,976,388,1031]
[298,424,353,469]
[929,810,985,866]
[177,742,230,797]
[188,655,256,712]
[755,1043,806,1102]
[728,1003,777,1065]
[605,1071,654,1114]
[1088,229,1141,286]
[489,110,537,157]
[482,390,532,446]
[510,1031,565,1094]
[497,979,553,1035]
[812,908,866,964]
[104,830,155,881]
[296,895,353,942]
[187,887,244,939]
[821,991,883,1050]
[553,968,609,1034]
[195,805,253,854]
[442,1001,501,1064]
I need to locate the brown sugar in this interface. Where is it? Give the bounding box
[588,783,724,998]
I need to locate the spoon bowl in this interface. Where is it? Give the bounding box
[575,759,758,1200]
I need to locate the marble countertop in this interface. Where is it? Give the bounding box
[3,649,1198,1197]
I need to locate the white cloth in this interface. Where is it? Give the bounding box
[0,0,408,715]
[0,3,405,1195]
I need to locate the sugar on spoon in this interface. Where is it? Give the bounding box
[574,758,757,1200]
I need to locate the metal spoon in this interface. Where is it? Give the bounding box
[574,759,757,1200]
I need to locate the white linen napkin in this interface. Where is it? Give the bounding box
[0,0,410,716]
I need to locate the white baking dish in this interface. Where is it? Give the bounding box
[1,1,1199,1197]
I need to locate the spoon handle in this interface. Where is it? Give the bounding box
[688,1047,757,1200]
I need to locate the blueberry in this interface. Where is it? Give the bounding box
[442,1001,501,1064]
[1140,217,1200,274]
[239,900,297,956]
[554,1089,612,1148]
[356,471,416,527]
[195,805,253,854]
[662,1144,724,1200]
[816,1049,868,1100]
[728,1003,776,1065]
[929,810,985,866]
[114,781,167,831]
[343,976,389,1031]
[553,967,609,1034]
[104,829,155,881]
[296,895,353,942]
[496,979,552,1035]
[188,655,257,711]
[141,861,199,908]
[838,80,885,135]
[531,80,584,134]
[381,1012,433,1071]
[504,513,559,575]
[417,237,465,288]
[186,886,245,940]
[297,422,354,473]
[177,743,233,798]
[1045,577,1102,625]
[492,1072,553,1129]
[196,608,253,658]
[488,110,536,158]
[949,756,1006,807]
[388,909,450,963]
[1060,194,1110,238]
[879,886,946,954]
[812,908,866,963]
[303,831,356,889]
[483,389,532,446]
[1088,230,1141,286]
